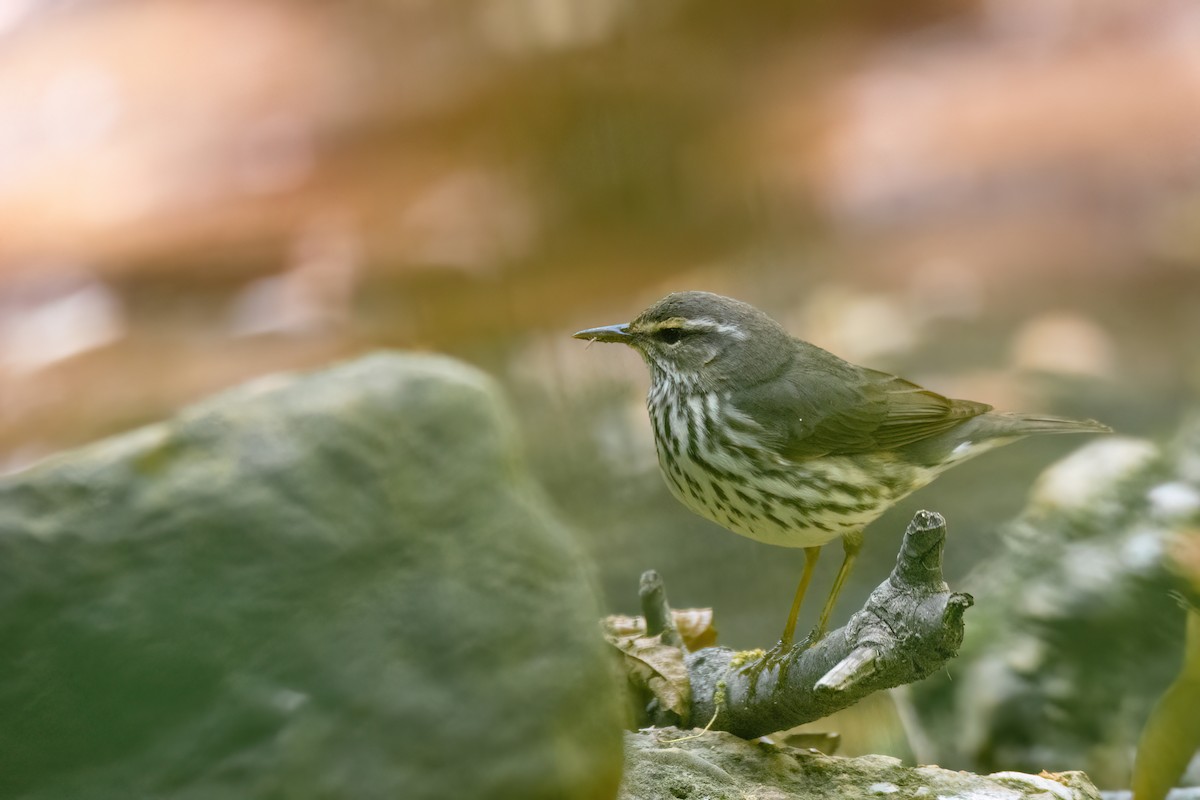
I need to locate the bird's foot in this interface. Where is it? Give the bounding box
[801,624,829,649]
[761,640,793,663]
[736,625,832,690]
[735,637,803,681]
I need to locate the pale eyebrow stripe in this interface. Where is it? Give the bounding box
[685,317,748,340]
[641,317,748,340]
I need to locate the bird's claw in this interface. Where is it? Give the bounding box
[737,638,800,677]
[762,640,792,663]
[801,625,828,649]
[743,626,829,672]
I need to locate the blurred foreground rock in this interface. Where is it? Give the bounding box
[0,352,623,799]
[914,423,1200,787]
[620,728,1101,800]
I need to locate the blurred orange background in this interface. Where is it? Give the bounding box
[3,2,1199,749]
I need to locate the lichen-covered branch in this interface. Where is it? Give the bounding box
[634,510,973,739]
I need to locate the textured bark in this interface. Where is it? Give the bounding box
[644,510,973,739]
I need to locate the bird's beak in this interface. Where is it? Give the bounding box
[572,323,632,344]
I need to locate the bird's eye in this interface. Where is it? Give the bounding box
[657,327,685,344]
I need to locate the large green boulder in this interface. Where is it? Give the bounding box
[0,353,623,799]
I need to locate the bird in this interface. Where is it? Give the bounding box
[573,291,1111,650]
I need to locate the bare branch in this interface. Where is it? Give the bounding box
[816,646,879,692]
[639,570,683,649]
[631,510,974,739]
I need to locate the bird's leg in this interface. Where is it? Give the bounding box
[742,546,821,675]
[812,529,864,642]
[780,546,821,650]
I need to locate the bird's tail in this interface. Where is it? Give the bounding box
[984,412,1113,437]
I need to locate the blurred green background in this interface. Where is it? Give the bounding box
[2,0,1199,764]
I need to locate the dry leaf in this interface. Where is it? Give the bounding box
[672,607,718,651]
[601,608,717,651]
[603,613,698,719]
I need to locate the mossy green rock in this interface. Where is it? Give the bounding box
[911,430,1198,785]
[0,353,623,800]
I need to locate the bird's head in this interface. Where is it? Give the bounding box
[572,291,791,390]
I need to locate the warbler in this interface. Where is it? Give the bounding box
[574,291,1110,649]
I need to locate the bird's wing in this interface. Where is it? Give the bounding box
[730,343,992,460]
